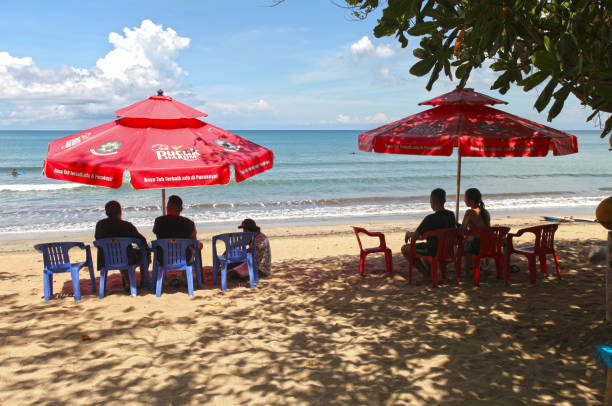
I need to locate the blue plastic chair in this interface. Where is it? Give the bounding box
[34,242,96,301]
[212,232,258,291]
[93,237,151,298]
[151,239,202,297]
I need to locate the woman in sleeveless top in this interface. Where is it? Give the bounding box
[461,188,490,255]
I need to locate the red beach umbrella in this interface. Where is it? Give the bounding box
[358,88,578,218]
[43,91,274,213]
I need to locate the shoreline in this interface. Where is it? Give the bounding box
[0,205,599,243]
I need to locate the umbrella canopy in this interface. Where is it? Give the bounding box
[358,88,578,217]
[44,94,274,190]
[418,87,507,106]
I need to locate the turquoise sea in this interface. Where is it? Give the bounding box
[0,130,610,234]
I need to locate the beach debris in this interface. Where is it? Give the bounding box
[587,246,607,263]
[335,323,341,327]
[213,302,222,306]
[81,334,91,341]
[158,320,165,325]
[306,362,314,367]
[542,216,598,223]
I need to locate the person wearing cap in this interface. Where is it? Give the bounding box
[400,188,456,282]
[231,218,271,278]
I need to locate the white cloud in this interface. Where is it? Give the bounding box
[249,99,271,111]
[375,44,395,58]
[337,114,360,124]
[365,112,389,123]
[350,36,375,56]
[0,19,191,125]
[350,36,395,58]
[205,98,274,117]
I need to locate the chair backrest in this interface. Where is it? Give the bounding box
[34,242,84,270]
[422,227,458,259]
[212,232,256,263]
[516,224,558,252]
[467,226,510,256]
[151,238,197,268]
[539,224,558,250]
[352,227,365,252]
[93,237,142,270]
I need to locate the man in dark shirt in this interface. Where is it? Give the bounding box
[153,195,202,285]
[95,200,148,288]
[153,195,197,240]
[401,188,456,281]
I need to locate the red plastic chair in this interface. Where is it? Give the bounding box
[409,227,460,288]
[352,227,393,276]
[462,226,510,286]
[505,224,560,285]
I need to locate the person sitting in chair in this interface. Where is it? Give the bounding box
[229,218,271,280]
[153,195,202,286]
[401,188,456,281]
[460,187,491,255]
[95,200,148,289]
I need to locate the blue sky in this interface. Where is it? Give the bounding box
[0,0,600,131]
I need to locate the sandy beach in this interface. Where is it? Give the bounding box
[1,215,611,405]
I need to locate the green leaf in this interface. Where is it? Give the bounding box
[544,35,553,53]
[601,115,612,139]
[531,50,557,72]
[455,63,471,79]
[408,22,439,36]
[547,85,571,121]
[534,78,557,112]
[410,56,436,76]
[491,72,510,91]
[413,48,427,59]
[426,65,441,90]
[519,71,549,91]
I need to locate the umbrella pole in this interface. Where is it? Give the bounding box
[162,188,166,215]
[456,153,461,221]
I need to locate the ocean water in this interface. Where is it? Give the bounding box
[0,129,610,234]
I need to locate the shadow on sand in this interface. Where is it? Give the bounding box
[1,239,610,405]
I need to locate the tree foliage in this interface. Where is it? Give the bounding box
[342,0,612,138]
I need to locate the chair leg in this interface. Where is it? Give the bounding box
[247,257,256,289]
[221,263,228,291]
[385,249,393,272]
[155,267,164,298]
[128,267,137,297]
[528,255,537,284]
[553,251,561,279]
[539,254,548,275]
[186,267,194,296]
[212,263,219,285]
[87,261,97,294]
[359,252,366,276]
[71,269,81,301]
[99,270,107,299]
[140,266,152,291]
[473,255,481,287]
[495,256,504,280]
[431,260,438,288]
[43,272,51,301]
